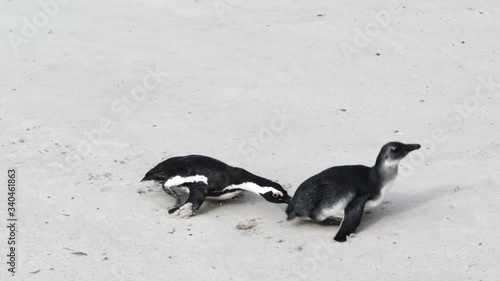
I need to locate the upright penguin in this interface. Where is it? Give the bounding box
[286,142,421,242]
[142,155,291,217]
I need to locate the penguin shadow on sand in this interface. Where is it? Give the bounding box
[358,184,456,232]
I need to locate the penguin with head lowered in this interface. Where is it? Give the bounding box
[286,142,421,242]
[142,155,292,218]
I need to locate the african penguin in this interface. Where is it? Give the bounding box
[142,155,292,218]
[286,142,421,242]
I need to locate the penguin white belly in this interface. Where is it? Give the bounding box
[176,184,242,200]
[207,190,242,200]
[316,198,350,221]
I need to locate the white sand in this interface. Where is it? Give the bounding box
[1,0,499,280]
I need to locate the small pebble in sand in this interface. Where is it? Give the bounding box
[394,130,402,134]
[236,218,259,230]
[376,53,381,56]
[295,245,303,252]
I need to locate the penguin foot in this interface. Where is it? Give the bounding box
[321,217,342,225]
[162,186,172,195]
[173,203,195,218]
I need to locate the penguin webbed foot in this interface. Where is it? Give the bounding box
[321,217,342,225]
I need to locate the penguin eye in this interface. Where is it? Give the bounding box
[272,191,283,198]
[392,146,401,152]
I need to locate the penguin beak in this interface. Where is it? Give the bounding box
[282,194,292,204]
[405,144,421,152]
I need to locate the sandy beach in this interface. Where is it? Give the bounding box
[1,0,499,280]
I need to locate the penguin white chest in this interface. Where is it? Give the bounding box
[365,179,395,210]
[316,198,351,221]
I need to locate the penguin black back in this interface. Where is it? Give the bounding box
[142,155,240,185]
[286,142,421,242]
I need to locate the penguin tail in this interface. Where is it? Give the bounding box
[286,203,297,220]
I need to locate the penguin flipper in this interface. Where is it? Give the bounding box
[334,196,368,242]
[185,183,208,212]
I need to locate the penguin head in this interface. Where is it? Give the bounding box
[380,142,421,164]
[259,183,292,204]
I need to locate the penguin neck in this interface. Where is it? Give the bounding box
[371,155,399,187]
[236,169,280,194]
